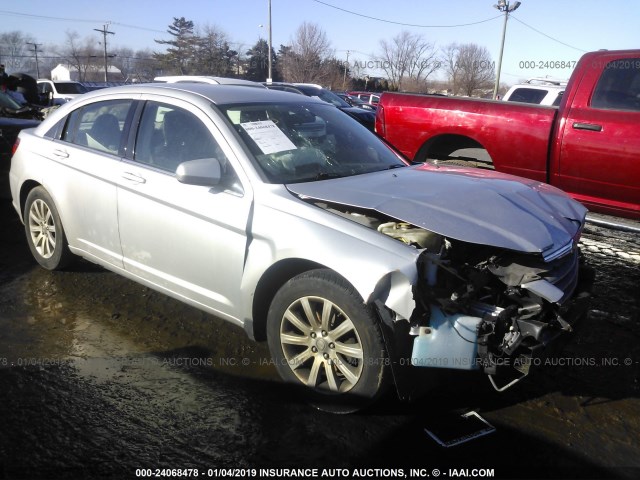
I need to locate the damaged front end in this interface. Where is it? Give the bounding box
[311,199,593,393]
[410,235,593,391]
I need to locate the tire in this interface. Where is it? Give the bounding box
[24,187,74,270]
[266,269,390,413]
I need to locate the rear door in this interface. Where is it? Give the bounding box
[555,54,640,217]
[44,98,135,267]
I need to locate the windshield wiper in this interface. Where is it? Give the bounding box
[297,172,343,183]
[314,172,342,180]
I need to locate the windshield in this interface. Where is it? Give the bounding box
[221,102,406,183]
[55,82,88,94]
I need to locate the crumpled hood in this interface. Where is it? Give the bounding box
[287,164,587,255]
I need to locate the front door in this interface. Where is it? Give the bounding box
[116,99,252,321]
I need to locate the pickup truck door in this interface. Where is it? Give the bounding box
[554,55,640,218]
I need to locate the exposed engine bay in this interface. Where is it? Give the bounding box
[313,200,592,391]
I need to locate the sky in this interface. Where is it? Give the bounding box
[1,0,638,85]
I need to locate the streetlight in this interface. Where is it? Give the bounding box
[492,0,521,100]
[267,0,272,82]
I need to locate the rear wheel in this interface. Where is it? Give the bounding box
[24,187,73,270]
[267,269,390,413]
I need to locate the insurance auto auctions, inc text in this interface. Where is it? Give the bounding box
[241,467,495,478]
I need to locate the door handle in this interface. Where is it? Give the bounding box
[122,172,146,184]
[52,149,69,158]
[572,122,602,132]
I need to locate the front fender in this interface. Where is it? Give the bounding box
[239,193,421,330]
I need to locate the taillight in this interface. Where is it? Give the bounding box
[12,137,20,156]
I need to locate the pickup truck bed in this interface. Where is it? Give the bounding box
[377,93,557,183]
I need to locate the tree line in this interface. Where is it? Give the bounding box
[0,17,499,96]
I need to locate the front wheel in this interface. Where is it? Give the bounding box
[24,186,74,270]
[266,269,390,413]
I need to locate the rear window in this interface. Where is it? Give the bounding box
[55,82,88,95]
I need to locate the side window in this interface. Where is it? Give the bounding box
[61,100,133,154]
[591,59,640,111]
[133,101,239,187]
[37,83,51,95]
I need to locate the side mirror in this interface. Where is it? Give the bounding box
[175,157,222,187]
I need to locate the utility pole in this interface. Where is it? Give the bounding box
[26,42,43,78]
[492,0,521,100]
[342,50,350,90]
[94,24,115,82]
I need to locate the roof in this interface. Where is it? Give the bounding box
[154,75,265,87]
[58,82,326,106]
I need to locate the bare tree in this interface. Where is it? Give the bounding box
[0,31,36,73]
[376,31,439,91]
[280,22,333,83]
[320,57,347,90]
[112,47,134,79]
[125,49,157,82]
[443,43,495,97]
[55,30,100,81]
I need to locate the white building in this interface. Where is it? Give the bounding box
[51,63,123,82]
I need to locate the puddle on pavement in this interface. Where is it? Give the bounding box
[0,262,278,387]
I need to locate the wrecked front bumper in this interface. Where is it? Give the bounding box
[408,262,594,391]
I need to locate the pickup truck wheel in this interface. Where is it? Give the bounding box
[24,187,74,270]
[266,269,390,413]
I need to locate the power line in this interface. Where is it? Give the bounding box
[310,0,503,28]
[0,10,165,34]
[311,1,586,54]
[510,16,587,53]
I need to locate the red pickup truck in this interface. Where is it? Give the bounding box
[375,49,640,220]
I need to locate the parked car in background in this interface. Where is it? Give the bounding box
[347,91,382,106]
[333,92,377,111]
[37,79,88,106]
[0,90,40,198]
[265,82,375,130]
[502,77,566,106]
[81,81,130,91]
[9,83,592,412]
[4,73,42,105]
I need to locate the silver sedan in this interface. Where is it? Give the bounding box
[9,83,592,412]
